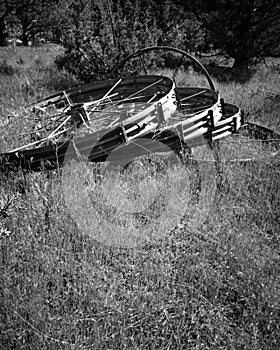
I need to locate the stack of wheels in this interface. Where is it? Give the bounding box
[150,87,225,151]
[156,86,280,164]
[111,46,244,157]
[0,75,177,172]
[1,46,280,174]
[131,91,244,161]
[114,47,279,163]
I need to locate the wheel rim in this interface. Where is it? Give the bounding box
[110,46,215,90]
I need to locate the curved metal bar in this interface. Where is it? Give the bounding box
[110,46,215,90]
[1,118,279,173]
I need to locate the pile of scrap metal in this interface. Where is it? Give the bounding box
[1,47,279,173]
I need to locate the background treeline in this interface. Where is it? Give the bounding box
[1,0,280,81]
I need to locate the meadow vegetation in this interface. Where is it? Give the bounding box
[0,45,280,349]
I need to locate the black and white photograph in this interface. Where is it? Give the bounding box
[0,0,280,348]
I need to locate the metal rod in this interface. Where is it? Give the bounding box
[8,128,69,153]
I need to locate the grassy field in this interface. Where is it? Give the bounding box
[0,45,280,349]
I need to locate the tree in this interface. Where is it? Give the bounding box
[184,0,280,68]
[14,0,60,45]
[56,0,167,82]
[151,0,206,52]
[0,0,14,45]
[56,0,205,81]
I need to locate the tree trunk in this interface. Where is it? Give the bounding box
[22,30,29,46]
[21,15,31,46]
[0,16,7,46]
[233,56,250,70]
[21,18,30,46]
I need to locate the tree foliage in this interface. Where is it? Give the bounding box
[55,0,207,82]
[56,0,164,81]
[184,0,280,68]
[13,0,60,45]
[0,0,60,45]
[1,0,280,77]
[0,0,14,45]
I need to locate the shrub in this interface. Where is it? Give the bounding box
[0,60,17,75]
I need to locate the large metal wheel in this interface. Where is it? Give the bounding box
[0,75,177,172]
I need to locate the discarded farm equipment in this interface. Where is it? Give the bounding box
[1,46,279,174]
